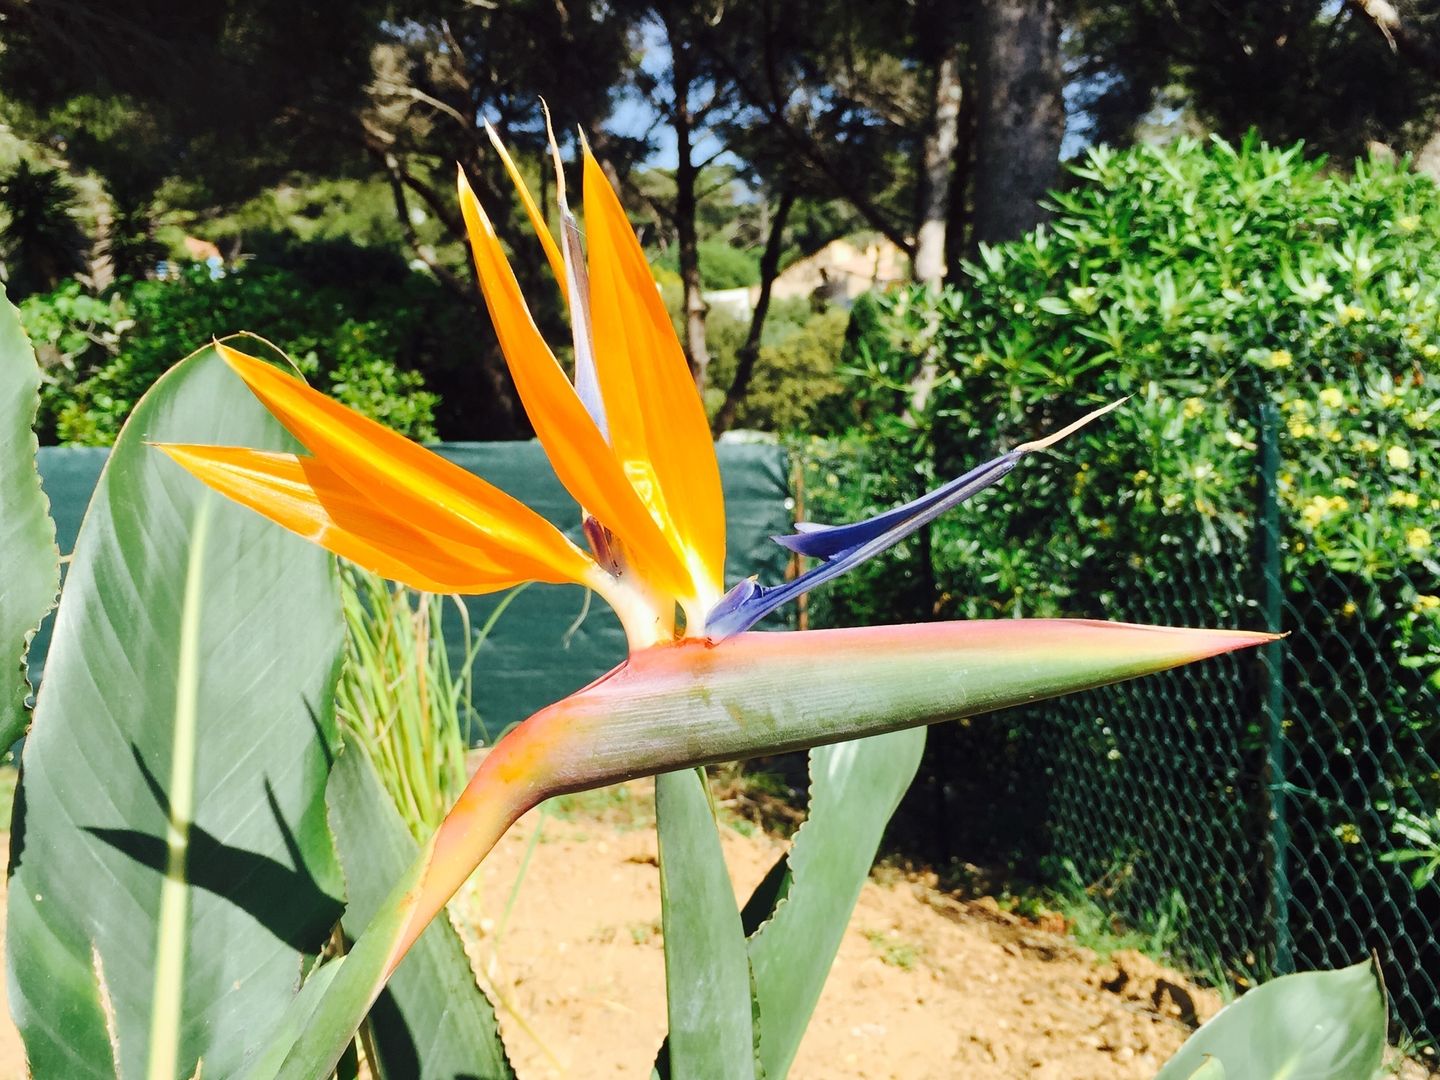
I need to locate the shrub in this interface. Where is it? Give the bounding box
[829,136,1440,899]
[22,251,447,444]
[652,237,761,290]
[843,135,1437,655]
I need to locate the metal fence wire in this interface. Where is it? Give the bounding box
[796,359,1439,1054]
[1012,370,1440,1053]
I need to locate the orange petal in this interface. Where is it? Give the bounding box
[484,121,568,303]
[581,149,725,604]
[209,344,598,586]
[455,171,694,600]
[157,445,502,590]
[156,444,588,592]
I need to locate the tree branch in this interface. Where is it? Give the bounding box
[1350,0,1440,80]
[715,185,796,434]
[704,25,915,256]
[379,151,469,299]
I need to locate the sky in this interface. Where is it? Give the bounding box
[609,19,1101,173]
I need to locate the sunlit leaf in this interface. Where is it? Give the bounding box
[0,285,60,747]
[746,728,926,1079]
[327,748,515,1080]
[7,336,345,1078]
[651,768,758,1079]
[1155,960,1386,1080]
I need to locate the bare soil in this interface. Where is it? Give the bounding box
[1,781,1424,1079]
[447,782,1222,1080]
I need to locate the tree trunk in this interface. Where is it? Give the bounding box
[906,35,967,414]
[970,0,1065,247]
[714,186,796,434]
[668,23,713,392]
[945,62,978,281]
[913,40,965,285]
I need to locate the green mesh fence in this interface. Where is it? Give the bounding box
[1009,371,1440,1054]
[792,349,1439,1051]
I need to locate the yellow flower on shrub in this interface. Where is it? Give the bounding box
[1387,445,1413,470]
[1414,594,1440,613]
[1387,490,1421,509]
[1319,387,1345,409]
[1266,349,1293,369]
[1406,527,1432,552]
[1182,398,1205,420]
[1301,494,1348,527]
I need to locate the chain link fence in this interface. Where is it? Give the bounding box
[1013,372,1440,1053]
[796,357,1439,1052]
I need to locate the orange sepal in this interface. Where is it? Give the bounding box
[208,344,597,587]
[455,170,694,600]
[156,444,586,592]
[484,121,569,302]
[581,150,725,603]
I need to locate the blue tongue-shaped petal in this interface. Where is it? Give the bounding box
[706,400,1125,639]
[771,451,1021,559]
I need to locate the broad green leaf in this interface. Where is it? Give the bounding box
[253,618,1273,1079]
[651,768,758,1080]
[0,285,60,748]
[326,747,515,1080]
[746,728,925,1079]
[1155,960,1386,1080]
[240,961,343,1080]
[7,336,346,1079]
[250,845,437,1080]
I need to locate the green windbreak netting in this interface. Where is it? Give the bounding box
[429,442,792,736]
[30,441,792,736]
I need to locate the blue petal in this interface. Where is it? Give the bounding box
[707,447,1022,638]
[771,452,1023,559]
[707,399,1126,640]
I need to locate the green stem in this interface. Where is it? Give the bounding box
[146,497,212,1080]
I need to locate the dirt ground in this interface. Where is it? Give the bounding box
[447,783,1222,1080]
[0,781,1424,1079]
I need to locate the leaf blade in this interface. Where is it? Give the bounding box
[653,768,757,1080]
[7,336,346,1079]
[0,285,61,747]
[1155,960,1386,1080]
[746,729,926,1079]
[326,747,515,1080]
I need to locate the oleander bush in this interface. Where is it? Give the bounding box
[20,250,444,445]
[825,136,1440,1030]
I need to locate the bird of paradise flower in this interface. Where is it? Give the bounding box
[156,122,1274,1077]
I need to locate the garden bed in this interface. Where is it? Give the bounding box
[445,780,1221,1079]
[1,772,1432,1078]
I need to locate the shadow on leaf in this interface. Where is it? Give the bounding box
[85,745,342,953]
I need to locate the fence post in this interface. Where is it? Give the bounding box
[1257,397,1294,974]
